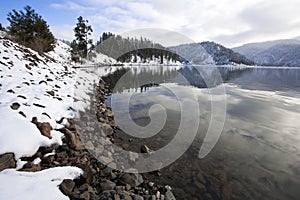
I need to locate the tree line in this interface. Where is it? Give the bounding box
[94,32,180,63]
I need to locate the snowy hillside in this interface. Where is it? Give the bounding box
[169,42,254,65]
[233,39,300,67]
[169,43,214,64]
[87,50,117,65]
[0,37,83,199]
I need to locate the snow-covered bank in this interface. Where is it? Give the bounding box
[0,37,83,199]
[0,167,83,200]
[0,38,76,158]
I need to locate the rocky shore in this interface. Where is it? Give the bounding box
[0,77,177,200]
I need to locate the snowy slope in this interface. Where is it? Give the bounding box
[0,37,83,199]
[169,42,254,65]
[87,50,117,65]
[169,43,214,64]
[233,39,300,67]
[46,40,72,62]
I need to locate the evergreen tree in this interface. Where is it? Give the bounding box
[7,5,55,53]
[72,16,93,59]
[95,32,180,63]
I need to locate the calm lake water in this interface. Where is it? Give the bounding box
[102,65,300,200]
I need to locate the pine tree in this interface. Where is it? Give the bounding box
[7,5,55,53]
[72,16,93,59]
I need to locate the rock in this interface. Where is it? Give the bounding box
[213,169,228,183]
[33,103,46,108]
[119,191,132,200]
[129,152,139,162]
[46,90,55,96]
[119,172,144,187]
[205,175,221,199]
[96,111,105,119]
[17,95,27,99]
[203,193,214,200]
[99,190,117,200]
[100,179,116,191]
[125,183,131,191]
[132,194,144,200]
[10,102,20,110]
[101,123,113,136]
[0,153,16,172]
[79,191,90,200]
[106,110,114,117]
[194,181,206,193]
[141,145,152,154]
[148,182,154,187]
[85,141,95,150]
[221,184,232,200]
[36,122,52,139]
[156,191,161,199]
[7,89,15,93]
[72,183,95,200]
[21,162,41,172]
[77,164,94,185]
[19,111,26,118]
[59,179,75,196]
[100,166,113,177]
[59,128,84,150]
[165,189,176,200]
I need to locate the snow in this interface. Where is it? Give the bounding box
[0,36,86,199]
[0,38,76,160]
[0,107,64,159]
[0,167,83,200]
[233,39,300,67]
[46,40,72,63]
[169,43,214,64]
[85,50,118,65]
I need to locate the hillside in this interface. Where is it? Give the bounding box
[0,35,125,199]
[0,35,178,200]
[94,33,180,64]
[0,36,84,199]
[233,39,300,67]
[169,42,254,65]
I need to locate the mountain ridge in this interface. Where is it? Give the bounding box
[233,39,300,67]
[169,41,254,65]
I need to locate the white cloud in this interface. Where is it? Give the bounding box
[50,1,96,13]
[50,24,74,41]
[51,0,300,47]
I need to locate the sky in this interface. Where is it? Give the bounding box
[1,0,300,48]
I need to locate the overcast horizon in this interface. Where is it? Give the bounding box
[1,0,300,48]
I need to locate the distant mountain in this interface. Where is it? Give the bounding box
[232,39,300,67]
[169,41,254,65]
[168,43,213,64]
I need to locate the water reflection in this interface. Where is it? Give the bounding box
[103,65,300,200]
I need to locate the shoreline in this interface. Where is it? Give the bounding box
[57,77,177,199]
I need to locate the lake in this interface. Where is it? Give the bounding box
[98,65,300,199]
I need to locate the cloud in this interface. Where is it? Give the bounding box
[50,1,96,14]
[50,24,74,41]
[49,0,300,47]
